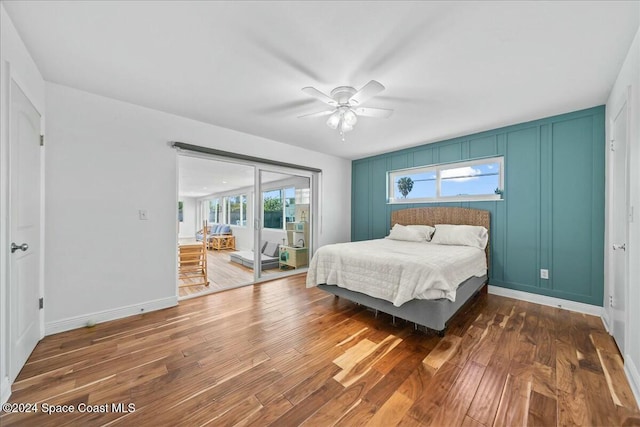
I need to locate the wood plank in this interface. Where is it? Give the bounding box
[333,335,402,387]
[398,414,431,427]
[579,368,620,427]
[200,395,262,426]
[284,363,342,405]
[372,332,438,375]
[333,338,377,370]
[461,415,486,427]
[397,363,434,401]
[407,361,462,424]
[533,307,556,368]
[556,340,589,426]
[365,391,413,426]
[422,334,462,371]
[531,361,555,399]
[590,330,621,354]
[492,363,532,427]
[527,390,557,427]
[333,399,377,427]
[468,322,504,366]
[517,300,540,345]
[597,348,638,409]
[363,351,425,409]
[268,379,343,426]
[448,324,486,367]
[300,368,383,426]
[236,394,293,427]
[428,360,486,427]
[3,275,640,427]
[466,355,510,425]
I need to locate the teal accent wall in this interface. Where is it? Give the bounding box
[351,106,605,306]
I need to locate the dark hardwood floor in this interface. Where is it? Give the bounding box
[2,275,639,426]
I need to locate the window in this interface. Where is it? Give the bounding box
[224,194,247,226]
[388,156,504,203]
[208,198,221,223]
[263,187,296,229]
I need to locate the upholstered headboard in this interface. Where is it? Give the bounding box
[391,207,491,269]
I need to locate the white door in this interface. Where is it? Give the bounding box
[611,100,629,354]
[9,80,42,382]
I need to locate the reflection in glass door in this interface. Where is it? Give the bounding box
[256,169,312,281]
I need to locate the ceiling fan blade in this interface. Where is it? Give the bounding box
[354,107,393,118]
[301,87,338,106]
[297,109,334,119]
[349,80,385,106]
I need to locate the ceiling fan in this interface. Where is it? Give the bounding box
[298,80,393,139]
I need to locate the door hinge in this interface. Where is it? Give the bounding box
[39,297,44,310]
[610,140,615,151]
[40,135,44,146]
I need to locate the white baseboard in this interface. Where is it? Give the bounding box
[601,309,612,334]
[624,357,640,408]
[487,285,603,317]
[1,375,10,404]
[45,296,178,336]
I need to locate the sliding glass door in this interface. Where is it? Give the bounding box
[178,151,317,298]
[255,168,313,281]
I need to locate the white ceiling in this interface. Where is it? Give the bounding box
[178,156,253,198]
[4,1,639,160]
[178,155,302,198]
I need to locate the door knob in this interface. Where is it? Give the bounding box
[11,242,28,253]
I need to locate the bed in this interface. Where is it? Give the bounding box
[306,207,490,335]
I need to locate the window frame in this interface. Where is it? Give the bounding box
[223,194,247,227]
[207,198,222,224]
[387,156,504,204]
[262,186,296,230]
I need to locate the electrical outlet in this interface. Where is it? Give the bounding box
[540,269,549,279]
[139,210,148,220]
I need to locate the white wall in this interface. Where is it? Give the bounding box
[178,197,196,239]
[0,4,46,405]
[44,82,351,334]
[605,25,640,405]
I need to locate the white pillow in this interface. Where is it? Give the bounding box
[386,224,426,242]
[430,224,488,250]
[406,225,436,242]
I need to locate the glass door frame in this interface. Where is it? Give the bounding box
[254,165,318,282]
[175,149,319,292]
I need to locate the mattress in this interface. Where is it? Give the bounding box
[229,251,279,270]
[306,238,487,306]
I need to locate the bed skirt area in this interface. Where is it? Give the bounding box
[317,274,488,334]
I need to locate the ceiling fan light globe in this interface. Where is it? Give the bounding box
[343,109,358,126]
[341,121,354,133]
[326,111,341,129]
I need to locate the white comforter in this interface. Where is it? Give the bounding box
[306,238,487,306]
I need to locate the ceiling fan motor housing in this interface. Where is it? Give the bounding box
[330,86,358,105]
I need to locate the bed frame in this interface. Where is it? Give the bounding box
[316,207,490,335]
